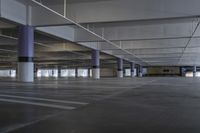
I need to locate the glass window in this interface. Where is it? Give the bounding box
[67,69,76,77]
[78,69,88,77]
[61,69,75,77]
[52,69,58,78]
[10,70,16,78]
[185,72,193,77]
[0,70,16,78]
[196,72,200,77]
[186,72,200,77]
[125,69,131,76]
[37,69,58,78]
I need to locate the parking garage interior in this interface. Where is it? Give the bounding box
[0,0,200,133]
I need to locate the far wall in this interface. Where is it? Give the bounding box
[100,68,117,77]
[146,67,180,76]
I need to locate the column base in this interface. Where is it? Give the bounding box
[18,62,34,82]
[139,72,143,77]
[92,68,100,79]
[88,69,91,78]
[117,71,123,78]
[131,72,135,78]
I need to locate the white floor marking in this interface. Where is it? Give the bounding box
[0,78,161,132]
[0,98,76,110]
[0,94,88,105]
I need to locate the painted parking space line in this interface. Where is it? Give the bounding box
[0,98,76,110]
[0,94,88,105]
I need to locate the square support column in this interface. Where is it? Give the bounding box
[88,68,91,78]
[75,67,78,78]
[193,66,197,77]
[117,58,123,78]
[131,62,135,78]
[180,67,186,77]
[58,66,61,78]
[139,65,143,77]
[92,50,100,79]
[18,25,34,82]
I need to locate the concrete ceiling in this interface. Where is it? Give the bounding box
[37,0,111,4]
[0,20,116,68]
[1,0,200,67]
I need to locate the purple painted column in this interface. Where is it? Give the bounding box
[193,65,197,77]
[117,58,123,78]
[131,62,135,77]
[92,50,100,79]
[18,25,34,82]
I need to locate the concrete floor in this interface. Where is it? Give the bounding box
[0,77,200,133]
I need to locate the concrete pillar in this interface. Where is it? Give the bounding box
[52,69,55,77]
[75,67,78,78]
[193,66,197,77]
[58,66,61,78]
[139,65,143,77]
[180,67,185,77]
[18,25,34,82]
[92,50,100,79]
[88,68,91,78]
[136,65,139,77]
[117,58,123,78]
[131,62,135,78]
[34,66,37,78]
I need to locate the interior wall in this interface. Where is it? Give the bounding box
[146,66,180,76]
[100,68,116,77]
